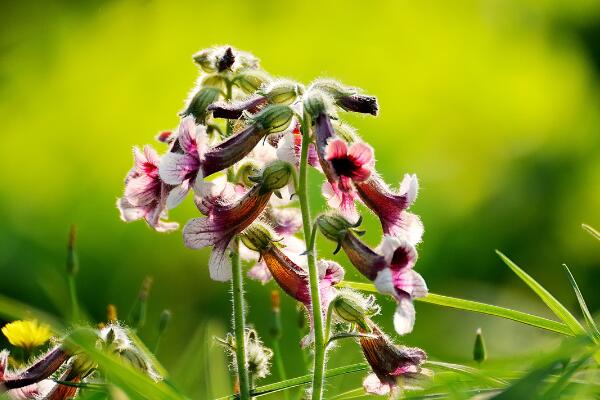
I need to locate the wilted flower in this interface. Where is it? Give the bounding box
[317,213,427,335]
[218,329,273,381]
[2,320,53,351]
[117,145,180,232]
[360,326,429,397]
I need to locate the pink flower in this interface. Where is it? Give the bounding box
[325,139,374,189]
[117,146,180,232]
[355,173,423,244]
[359,327,428,396]
[276,124,320,170]
[316,214,427,335]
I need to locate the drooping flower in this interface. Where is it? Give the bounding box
[160,106,294,192]
[117,145,180,232]
[0,347,71,393]
[310,79,379,116]
[183,161,293,281]
[355,173,423,243]
[317,214,427,335]
[240,224,344,346]
[2,320,52,351]
[359,326,428,396]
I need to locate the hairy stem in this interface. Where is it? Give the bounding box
[298,112,326,400]
[231,240,251,400]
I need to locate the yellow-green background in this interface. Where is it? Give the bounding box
[1,0,599,397]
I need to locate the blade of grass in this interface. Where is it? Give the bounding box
[338,281,572,335]
[496,251,586,336]
[562,264,600,341]
[427,361,507,386]
[542,355,592,400]
[582,224,600,241]
[216,363,369,399]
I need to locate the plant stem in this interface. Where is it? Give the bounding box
[231,239,251,400]
[298,112,326,400]
[67,275,79,322]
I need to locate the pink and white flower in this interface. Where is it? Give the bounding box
[117,145,180,232]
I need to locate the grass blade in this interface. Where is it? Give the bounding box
[562,264,600,341]
[427,361,507,386]
[338,281,572,335]
[582,224,600,241]
[496,251,586,336]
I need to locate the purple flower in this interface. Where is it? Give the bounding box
[359,326,428,396]
[208,95,268,119]
[183,162,293,281]
[117,146,180,232]
[355,173,423,244]
[317,214,427,335]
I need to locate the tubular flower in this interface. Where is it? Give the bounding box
[355,173,423,244]
[160,106,294,190]
[276,123,320,170]
[317,214,427,335]
[359,326,428,397]
[241,225,344,346]
[208,95,268,119]
[117,145,180,232]
[310,79,379,116]
[183,162,292,281]
[0,347,71,393]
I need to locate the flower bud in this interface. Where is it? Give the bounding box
[182,87,221,123]
[159,309,172,335]
[234,71,270,94]
[193,49,217,72]
[107,304,118,323]
[259,161,293,193]
[66,224,78,276]
[235,161,261,187]
[303,90,330,118]
[251,105,294,133]
[200,73,225,90]
[316,213,357,243]
[311,79,378,115]
[332,295,371,332]
[262,81,303,105]
[473,328,487,364]
[217,47,235,72]
[240,224,276,253]
[71,353,96,379]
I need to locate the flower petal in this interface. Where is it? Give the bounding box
[166,181,190,210]
[159,152,199,186]
[209,243,232,282]
[395,270,428,299]
[363,373,391,396]
[325,139,348,161]
[317,259,345,285]
[348,142,373,166]
[247,261,272,284]
[183,217,225,249]
[378,236,417,270]
[393,296,416,335]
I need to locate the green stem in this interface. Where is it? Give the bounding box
[323,301,335,345]
[67,275,79,322]
[231,240,251,400]
[297,112,326,400]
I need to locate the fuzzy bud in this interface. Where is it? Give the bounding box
[316,213,357,243]
[259,161,293,193]
[200,74,225,90]
[107,304,118,323]
[217,47,235,72]
[182,87,221,123]
[332,294,372,332]
[262,81,303,105]
[235,71,270,94]
[241,224,276,253]
[235,161,261,187]
[159,310,172,335]
[303,90,329,118]
[251,105,294,133]
[311,79,378,115]
[193,49,217,72]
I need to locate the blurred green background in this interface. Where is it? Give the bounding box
[1,0,599,397]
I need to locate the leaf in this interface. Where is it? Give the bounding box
[490,360,561,399]
[338,281,572,335]
[427,361,507,386]
[496,251,586,336]
[562,264,600,341]
[582,224,600,241]
[542,355,592,400]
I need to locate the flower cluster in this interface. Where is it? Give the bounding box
[117,46,429,398]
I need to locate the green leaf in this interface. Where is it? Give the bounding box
[562,264,600,341]
[338,281,572,335]
[542,355,592,400]
[496,250,586,336]
[0,293,64,332]
[582,224,600,241]
[216,363,369,399]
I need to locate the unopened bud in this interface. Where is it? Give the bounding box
[303,90,329,118]
[262,81,303,105]
[182,87,221,123]
[473,328,487,364]
[332,295,371,332]
[66,224,79,276]
[193,49,217,72]
[259,161,293,193]
[241,224,275,253]
[311,79,378,115]
[252,105,294,133]
[234,71,270,94]
[235,161,261,187]
[130,277,153,329]
[107,304,118,323]
[159,310,172,335]
[200,74,225,90]
[217,47,235,72]
[71,353,96,379]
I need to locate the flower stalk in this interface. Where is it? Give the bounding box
[298,111,326,400]
[231,240,251,399]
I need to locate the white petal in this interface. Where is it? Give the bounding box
[399,173,419,204]
[166,181,190,209]
[363,373,391,396]
[379,235,403,264]
[209,245,232,282]
[182,217,220,249]
[374,268,396,296]
[407,270,428,298]
[159,152,189,185]
[394,297,416,335]
[247,261,272,284]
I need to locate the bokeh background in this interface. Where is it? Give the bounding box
[1,0,599,397]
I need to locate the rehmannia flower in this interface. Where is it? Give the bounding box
[160,106,294,192]
[359,326,429,397]
[317,213,427,335]
[309,79,379,116]
[117,146,180,232]
[183,161,293,281]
